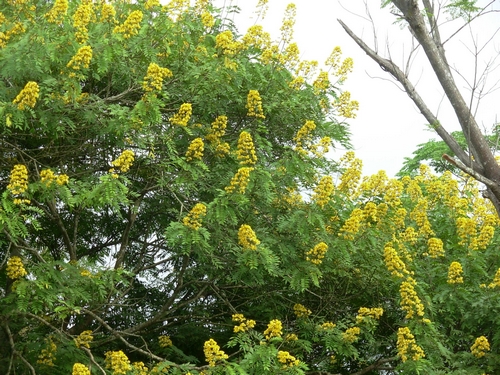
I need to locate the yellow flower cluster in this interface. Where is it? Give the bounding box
[159,335,173,348]
[456,217,478,249]
[242,25,271,51]
[293,303,311,318]
[427,237,444,258]
[312,176,334,208]
[285,333,298,341]
[339,208,364,240]
[72,363,91,375]
[355,307,384,324]
[169,103,192,126]
[477,225,495,249]
[45,0,68,23]
[200,11,214,28]
[410,198,434,237]
[400,277,425,319]
[305,242,328,265]
[313,71,330,94]
[100,3,116,22]
[342,326,361,343]
[447,262,464,284]
[225,167,254,194]
[6,256,27,279]
[206,115,229,156]
[113,10,143,39]
[215,30,241,56]
[333,91,358,118]
[185,138,204,161]
[142,63,173,92]
[279,3,296,46]
[38,337,57,367]
[338,151,362,194]
[294,120,316,154]
[74,330,93,349]
[264,319,282,339]
[40,169,69,186]
[336,57,354,82]
[246,90,265,119]
[13,81,39,110]
[104,350,131,374]
[204,338,228,367]
[320,322,336,330]
[145,0,160,9]
[397,327,425,362]
[238,224,260,250]
[111,150,135,174]
[132,362,149,375]
[277,351,300,368]
[487,268,500,289]
[363,201,378,223]
[73,1,94,43]
[310,136,332,158]
[232,313,256,333]
[236,131,257,166]
[471,336,490,358]
[66,45,92,77]
[182,203,207,230]
[8,164,28,195]
[399,226,417,244]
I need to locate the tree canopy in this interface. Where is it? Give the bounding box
[1,1,500,375]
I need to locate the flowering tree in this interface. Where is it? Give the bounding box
[1,1,500,375]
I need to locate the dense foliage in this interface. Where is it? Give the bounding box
[1,1,500,375]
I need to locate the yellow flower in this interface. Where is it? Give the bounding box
[383,245,407,278]
[72,363,91,375]
[427,237,444,258]
[185,138,204,161]
[37,336,57,367]
[305,242,328,265]
[285,333,298,341]
[355,307,384,323]
[488,268,500,289]
[74,330,93,349]
[246,90,265,119]
[313,70,330,93]
[293,303,311,318]
[104,350,131,374]
[6,256,27,279]
[447,262,464,284]
[142,62,173,92]
[333,91,358,118]
[169,103,192,126]
[320,322,336,330]
[225,167,254,194]
[215,30,241,56]
[13,81,39,110]
[40,169,69,186]
[100,3,116,22]
[73,1,94,43]
[111,150,135,173]
[132,362,148,375]
[264,319,282,339]
[203,338,228,367]
[279,3,296,46]
[471,336,490,358]
[277,351,299,368]
[400,277,425,319]
[238,224,260,250]
[338,151,363,194]
[293,120,316,154]
[8,164,28,195]
[236,131,257,166]
[342,326,361,343]
[45,0,68,24]
[397,327,425,362]
[66,45,93,74]
[232,314,256,333]
[312,176,334,208]
[113,10,143,39]
[159,335,173,348]
[182,203,207,230]
[339,208,364,240]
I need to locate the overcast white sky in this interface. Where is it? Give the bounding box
[214,0,500,176]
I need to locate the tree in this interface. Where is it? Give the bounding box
[2,1,500,375]
[338,0,500,215]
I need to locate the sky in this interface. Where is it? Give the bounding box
[213,0,500,177]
